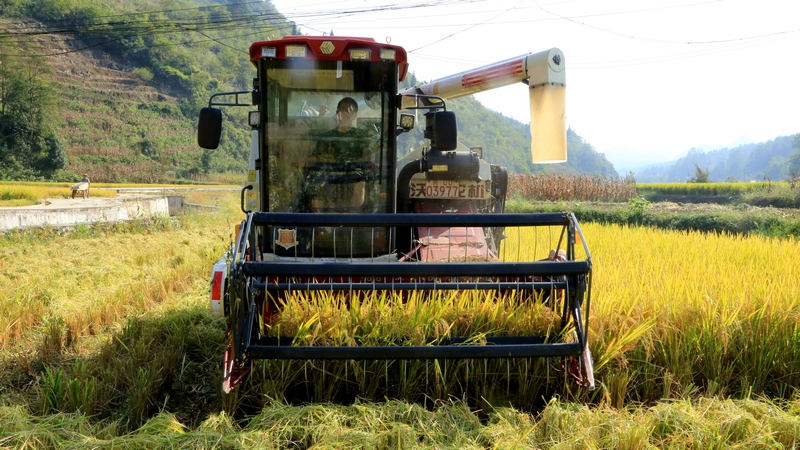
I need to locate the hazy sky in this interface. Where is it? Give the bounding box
[268,0,799,168]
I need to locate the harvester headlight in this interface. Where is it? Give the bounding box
[260,46,277,58]
[379,48,396,60]
[285,44,307,58]
[399,113,415,131]
[349,49,371,60]
[248,111,260,127]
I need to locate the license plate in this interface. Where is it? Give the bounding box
[409,180,489,199]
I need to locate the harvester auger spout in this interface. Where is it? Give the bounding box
[198,35,594,402]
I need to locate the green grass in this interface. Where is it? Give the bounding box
[637,181,781,197]
[508,198,800,238]
[638,182,800,208]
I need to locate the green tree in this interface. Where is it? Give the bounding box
[0,45,66,179]
[688,163,710,183]
[788,133,800,176]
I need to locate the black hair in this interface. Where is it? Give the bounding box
[337,97,358,114]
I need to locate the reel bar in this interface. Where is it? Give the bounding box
[243,260,590,277]
[245,342,583,360]
[260,335,550,346]
[252,280,569,291]
[251,212,575,228]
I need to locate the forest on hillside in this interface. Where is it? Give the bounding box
[1,0,287,181]
[636,135,800,183]
[1,0,614,182]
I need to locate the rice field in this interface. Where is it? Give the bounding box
[0,182,117,207]
[1,187,799,447]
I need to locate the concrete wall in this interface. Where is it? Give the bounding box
[0,196,177,231]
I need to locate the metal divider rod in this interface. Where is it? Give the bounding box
[461,225,466,262]
[447,227,451,261]
[311,227,316,262]
[486,225,490,261]
[271,227,277,260]
[411,227,416,261]
[388,227,393,263]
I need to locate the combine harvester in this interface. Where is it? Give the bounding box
[198,36,594,403]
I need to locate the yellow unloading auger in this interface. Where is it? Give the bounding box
[399,47,567,164]
[198,36,593,401]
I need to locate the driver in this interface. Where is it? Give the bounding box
[308,97,376,212]
[313,97,372,162]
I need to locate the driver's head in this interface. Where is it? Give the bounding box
[336,97,358,117]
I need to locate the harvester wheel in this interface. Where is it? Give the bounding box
[221,332,251,394]
[221,275,251,394]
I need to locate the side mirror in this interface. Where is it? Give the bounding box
[198,107,223,149]
[424,110,457,151]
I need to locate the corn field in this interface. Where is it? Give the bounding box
[508,173,637,202]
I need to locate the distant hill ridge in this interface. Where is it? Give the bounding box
[634,135,796,183]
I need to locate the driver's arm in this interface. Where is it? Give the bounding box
[347,145,375,211]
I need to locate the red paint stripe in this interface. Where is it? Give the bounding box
[462,61,523,88]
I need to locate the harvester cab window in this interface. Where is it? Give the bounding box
[263,63,393,216]
[306,93,383,214]
[268,90,387,214]
[262,60,395,257]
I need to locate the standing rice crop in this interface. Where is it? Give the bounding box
[586,222,800,404]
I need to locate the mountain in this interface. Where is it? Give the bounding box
[603,136,764,177]
[603,147,677,176]
[634,136,796,182]
[1,0,615,182]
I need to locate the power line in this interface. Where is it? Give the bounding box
[531,0,800,45]
[3,0,798,65]
[0,0,271,29]
[0,7,293,56]
[407,0,525,52]
[0,0,488,56]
